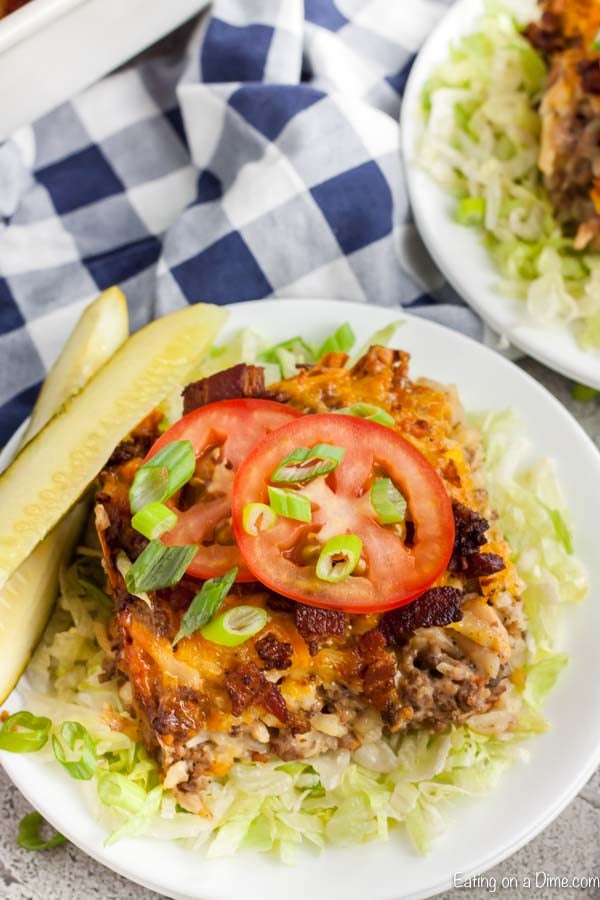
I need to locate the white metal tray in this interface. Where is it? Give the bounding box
[0,0,208,140]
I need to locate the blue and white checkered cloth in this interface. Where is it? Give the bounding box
[0,0,479,448]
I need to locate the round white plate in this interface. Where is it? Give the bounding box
[401,0,600,389]
[2,299,600,900]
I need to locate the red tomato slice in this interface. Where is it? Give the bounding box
[144,399,300,581]
[231,413,455,612]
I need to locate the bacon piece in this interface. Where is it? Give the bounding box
[294,604,346,655]
[524,12,565,55]
[225,662,308,732]
[182,364,274,415]
[255,632,293,670]
[106,410,163,466]
[357,630,398,710]
[578,58,600,95]
[225,663,265,716]
[380,587,463,646]
[449,502,506,578]
[460,551,506,578]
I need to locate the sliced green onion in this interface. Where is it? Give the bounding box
[370,477,407,525]
[0,711,51,753]
[97,771,147,815]
[129,439,195,514]
[173,567,238,646]
[201,605,268,647]
[124,541,196,593]
[271,443,345,484]
[571,383,598,402]
[315,322,356,359]
[315,534,363,583]
[455,196,486,226]
[242,503,277,536]
[17,812,66,851]
[275,347,300,379]
[334,402,395,428]
[131,502,178,540]
[593,30,600,51]
[128,466,169,514]
[52,722,96,781]
[267,486,312,522]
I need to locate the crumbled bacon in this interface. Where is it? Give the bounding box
[182,363,275,415]
[255,632,293,670]
[105,410,163,466]
[380,587,464,646]
[460,551,506,578]
[294,604,346,655]
[524,12,566,54]
[577,58,600,94]
[225,663,265,716]
[225,662,308,732]
[449,502,506,578]
[357,630,398,710]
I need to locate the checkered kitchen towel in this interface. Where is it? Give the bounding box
[0,0,478,448]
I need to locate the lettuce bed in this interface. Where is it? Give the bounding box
[3,327,587,862]
[420,0,600,350]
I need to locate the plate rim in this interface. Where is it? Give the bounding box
[2,296,600,900]
[400,0,600,389]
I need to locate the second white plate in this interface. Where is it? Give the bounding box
[401,0,600,389]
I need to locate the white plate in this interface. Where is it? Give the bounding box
[401,0,600,389]
[0,0,209,140]
[2,298,600,900]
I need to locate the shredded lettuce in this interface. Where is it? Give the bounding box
[12,340,586,861]
[420,1,600,348]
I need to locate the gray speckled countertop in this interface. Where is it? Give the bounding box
[0,357,599,900]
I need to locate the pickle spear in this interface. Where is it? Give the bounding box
[0,302,227,590]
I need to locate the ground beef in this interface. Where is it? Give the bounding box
[577,58,600,95]
[524,12,566,54]
[380,587,464,646]
[182,363,275,415]
[255,632,293,670]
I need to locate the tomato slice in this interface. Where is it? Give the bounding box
[231,414,455,612]
[144,399,301,581]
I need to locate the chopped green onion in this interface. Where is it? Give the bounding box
[124,541,196,593]
[0,711,51,753]
[97,771,147,815]
[592,30,600,51]
[271,443,345,484]
[370,478,407,525]
[334,403,395,428]
[173,567,238,646]
[52,722,96,781]
[131,502,178,540]
[201,605,268,647]
[128,466,168,514]
[571,383,598,402]
[315,534,363,583]
[116,552,151,607]
[129,440,195,514]
[267,486,312,522]
[243,503,277,536]
[17,812,66,851]
[315,322,356,359]
[455,196,486,226]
